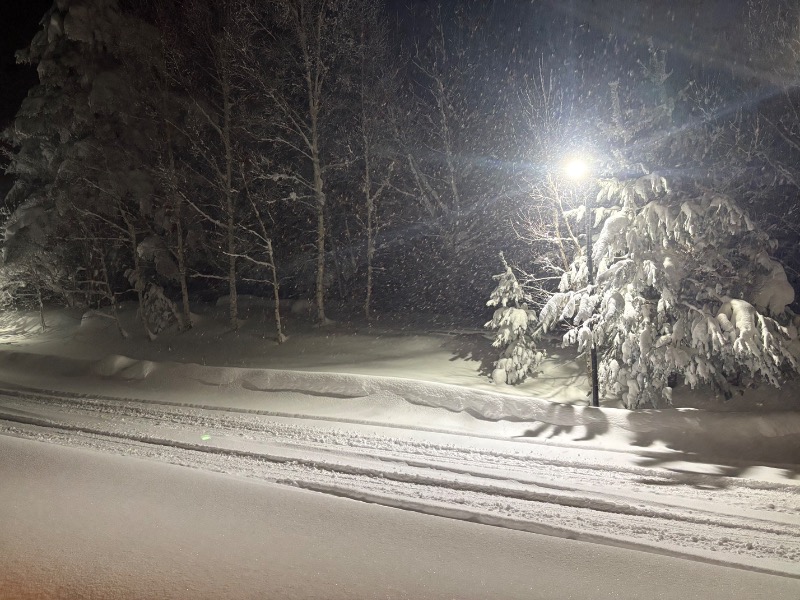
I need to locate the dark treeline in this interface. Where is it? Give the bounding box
[2,0,800,339]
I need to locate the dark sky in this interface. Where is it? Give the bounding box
[0,0,755,127]
[0,0,52,131]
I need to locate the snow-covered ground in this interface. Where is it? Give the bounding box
[0,302,799,598]
[3,435,799,600]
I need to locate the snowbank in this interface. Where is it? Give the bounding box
[1,349,799,466]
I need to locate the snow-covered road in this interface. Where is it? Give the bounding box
[1,385,798,582]
[5,434,800,600]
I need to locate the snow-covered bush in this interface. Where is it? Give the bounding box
[141,284,180,335]
[124,262,179,337]
[485,254,543,384]
[540,173,798,408]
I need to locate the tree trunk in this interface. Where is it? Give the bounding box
[364,158,375,323]
[166,122,192,331]
[552,204,570,271]
[227,210,238,330]
[222,66,238,330]
[310,116,326,325]
[175,215,192,330]
[315,194,325,324]
[361,45,374,323]
[126,219,155,341]
[329,229,346,300]
[366,204,374,322]
[298,9,328,327]
[36,285,46,332]
[266,239,286,343]
[99,250,128,339]
[436,78,461,227]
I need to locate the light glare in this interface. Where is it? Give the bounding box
[564,157,589,181]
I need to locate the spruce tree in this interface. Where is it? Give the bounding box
[485,254,543,385]
[539,174,797,408]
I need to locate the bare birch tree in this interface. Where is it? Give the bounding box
[255,0,361,325]
[166,0,249,330]
[353,4,396,321]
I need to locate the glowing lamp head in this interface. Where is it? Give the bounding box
[563,157,590,181]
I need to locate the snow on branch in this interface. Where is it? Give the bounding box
[484,254,544,385]
[530,173,798,408]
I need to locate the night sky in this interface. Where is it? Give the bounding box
[0,0,52,131]
[0,0,754,131]
[0,0,771,218]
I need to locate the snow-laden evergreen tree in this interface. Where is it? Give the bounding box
[2,0,165,337]
[485,254,543,385]
[539,173,798,408]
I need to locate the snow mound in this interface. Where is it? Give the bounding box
[93,355,141,377]
[1,349,798,465]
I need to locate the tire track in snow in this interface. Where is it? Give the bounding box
[2,383,797,484]
[0,406,791,536]
[1,386,796,498]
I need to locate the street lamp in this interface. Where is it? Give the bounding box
[563,155,600,408]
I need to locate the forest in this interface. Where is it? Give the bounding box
[3,0,800,407]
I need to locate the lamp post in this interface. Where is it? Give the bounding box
[564,157,600,408]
